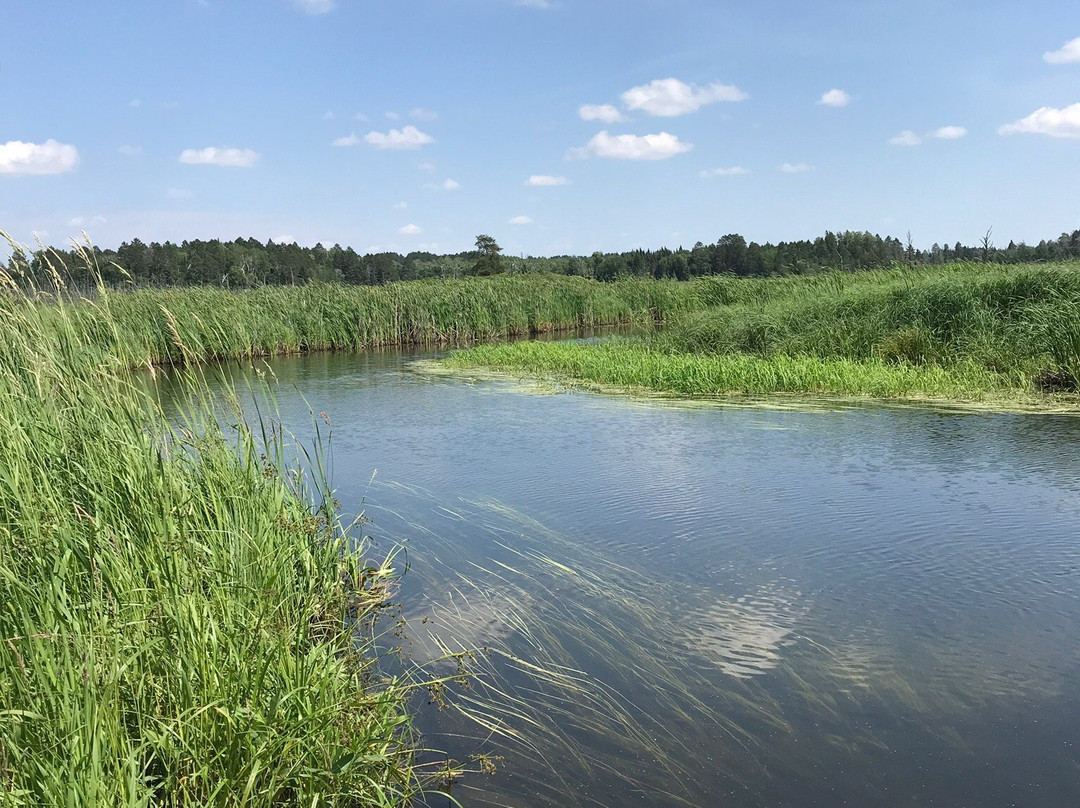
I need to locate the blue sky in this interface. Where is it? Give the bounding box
[2,0,1078,256]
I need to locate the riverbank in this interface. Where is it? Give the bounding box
[22,273,700,370]
[0,270,436,803]
[442,262,1080,409]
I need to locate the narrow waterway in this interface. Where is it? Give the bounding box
[156,346,1080,807]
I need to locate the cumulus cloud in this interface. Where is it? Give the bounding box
[509,215,533,225]
[526,174,569,186]
[0,139,79,175]
[579,104,626,123]
[410,107,438,121]
[441,178,460,190]
[1044,37,1080,64]
[292,0,334,13]
[819,89,851,107]
[363,125,434,150]
[999,103,1080,139]
[621,78,748,117]
[570,130,692,160]
[332,132,361,147]
[888,129,922,146]
[779,162,813,173]
[398,224,422,235]
[932,125,967,140]
[700,166,749,177]
[179,147,259,167]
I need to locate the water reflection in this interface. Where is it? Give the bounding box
[151,349,1080,807]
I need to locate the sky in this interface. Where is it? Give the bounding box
[2,0,1078,257]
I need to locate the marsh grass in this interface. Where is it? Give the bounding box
[445,262,1080,404]
[0,244,476,805]
[8,268,699,371]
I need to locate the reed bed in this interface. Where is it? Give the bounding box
[0,255,446,804]
[12,270,699,371]
[445,262,1080,403]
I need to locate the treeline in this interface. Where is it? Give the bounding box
[8,228,1080,290]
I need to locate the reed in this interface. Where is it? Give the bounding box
[0,248,443,804]
[9,269,701,371]
[444,262,1080,403]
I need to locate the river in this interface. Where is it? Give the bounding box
[156,345,1080,807]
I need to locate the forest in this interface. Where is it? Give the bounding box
[8,227,1080,290]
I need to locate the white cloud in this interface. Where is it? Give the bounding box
[179,147,259,167]
[292,0,334,14]
[385,111,401,120]
[441,178,460,190]
[819,89,851,107]
[526,174,569,186]
[353,112,369,121]
[322,110,335,120]
[392,201,408,209]
[888,129,922,146]
[332,132,361,147]
[779,162,814,173]
[932,125,967,140]
[274,234,296,244]
[129,99,142,108]
[999,104,1080,139]
[117,144,143,156]
[363,125,434,150]
[67,215,107,227]
[578,104,626,123]
[621,78,748,117]
[417,161,435,170]
[1044,37,1080,64]
[398,224,422,235]
[166,187,193,200]
[509,215,533,225]
[700,166,749,177]
[570,130,692,160]
[410,107,438,121]
[516,0,554,7]
[0,140,79,175]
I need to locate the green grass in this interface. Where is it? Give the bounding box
[441,339,1014,402]
[0,251,454,804]
[15,270,702,371]
[443,262,1080,406]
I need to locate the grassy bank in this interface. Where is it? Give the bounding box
[17,270,702,370]
[0,273,432,803]
[443,262,1080,406]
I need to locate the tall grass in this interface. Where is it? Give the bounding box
[441,339,1011,401]
[666,262,1080,388]
[0,250,440,804]
[444,262,1080,404]
[7,265,700,371]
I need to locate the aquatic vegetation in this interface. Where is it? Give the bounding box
[442,339,1013,401]
[4,249,703,370]
[0,248,446,805]
[444,262,1080,404]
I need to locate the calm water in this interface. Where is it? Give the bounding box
[158,348,1080,807]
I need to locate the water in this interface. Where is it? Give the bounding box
[156,348,1080,807]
